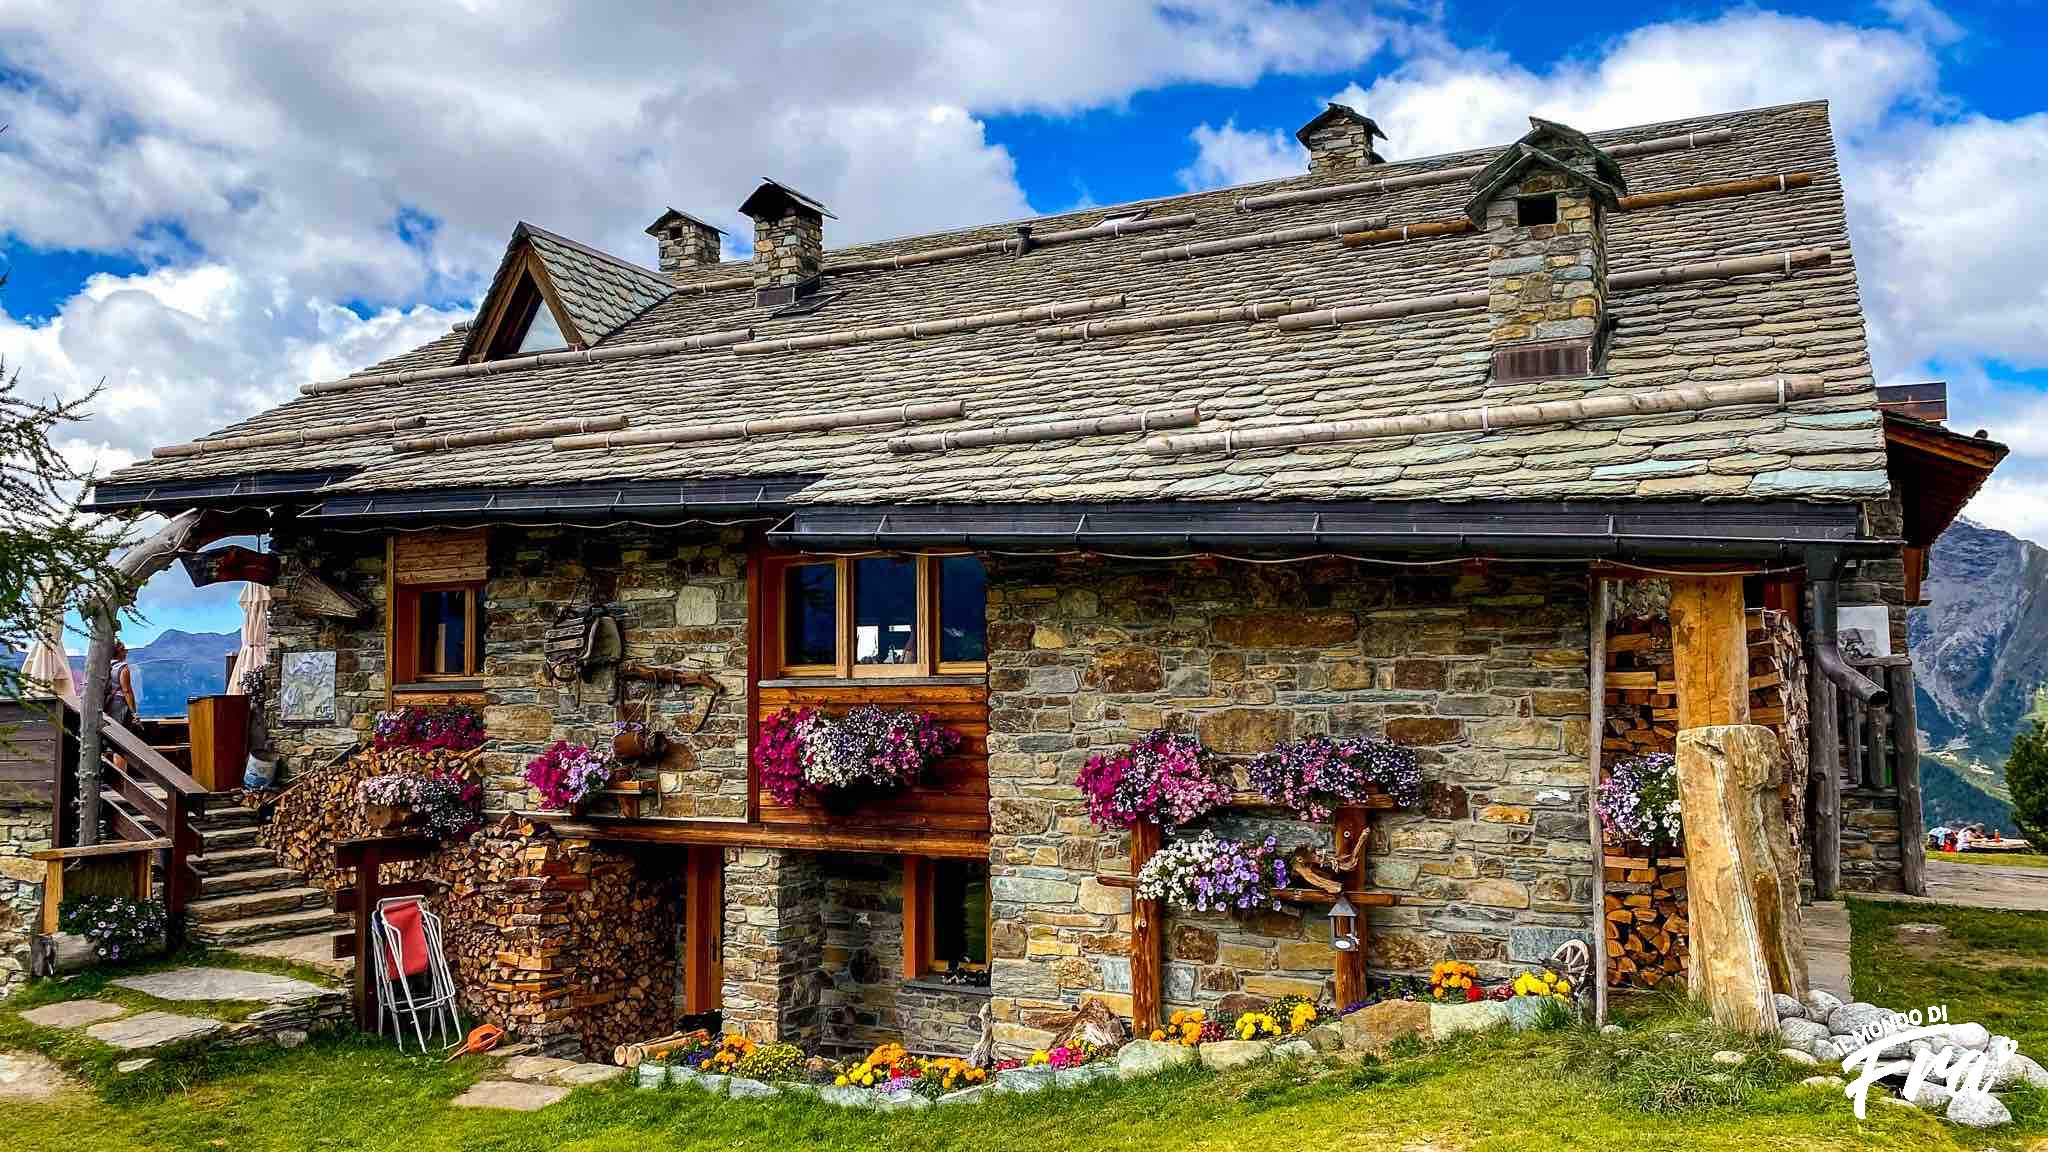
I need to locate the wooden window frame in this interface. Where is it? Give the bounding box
[903,855,993,981]
[469,247,582,363]
[393,580,484,683]
[761,553,987,681]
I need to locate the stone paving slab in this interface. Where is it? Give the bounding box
[451,1080,572,1111]
[85,1011,224,1051]
[111,966,331,1004]
[551,1063,628,1086]
[0,1052,79,1100]
[499,1055,581,1082]
[1803,900,1852,1000]
[227,934,355,981]
[19,1000,127,1029]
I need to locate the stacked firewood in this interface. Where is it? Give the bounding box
[262,744,482,893]
[1600,607,1802,990]
[1603,859,1689,988]
[264,748,678,1058]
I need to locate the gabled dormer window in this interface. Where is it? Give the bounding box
[469,246,580,362]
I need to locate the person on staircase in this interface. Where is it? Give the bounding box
[107,641,138,771]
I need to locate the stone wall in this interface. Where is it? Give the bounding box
[1839,787,1905,893]
[260,525,752,818]
[983,555,1596,1053]
[720,848,825,1045]
[814,853,989,1057]
[0,800,53,999]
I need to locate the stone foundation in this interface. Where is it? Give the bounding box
[1,799,54,999]
[1839,788,1905,893]
[720,848,825,1046]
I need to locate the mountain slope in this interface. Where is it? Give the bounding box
[2,629,238,716]
[1909,518,2048,828]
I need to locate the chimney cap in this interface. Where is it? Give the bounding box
[1295,102,1385,148]
[1463,117,1627,226]
[739,178,836,222]
[645,207,725,238]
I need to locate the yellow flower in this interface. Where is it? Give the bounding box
[834,1075,848,1086]
[1149,1029,1166,1042]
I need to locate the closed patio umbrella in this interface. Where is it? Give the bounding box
[20,580,75,699]
[227,582,272,693]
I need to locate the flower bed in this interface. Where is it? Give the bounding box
[1134,832,1288,914]
[1246,734,1421,818]
[1076,729,1231,829]
[523,740,614,810]
[1598,751,1682,856]
[373,704,486,752]
[57,894,166,964]
[755,705,962,808]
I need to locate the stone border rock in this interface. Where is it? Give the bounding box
[1774,989,2046,1130]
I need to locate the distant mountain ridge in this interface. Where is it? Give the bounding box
[2,628,239,717]
[1908,518,2048,830]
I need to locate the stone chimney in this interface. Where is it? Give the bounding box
[1296,103,1386,177]
[645,208,725,279]
[739,179,833,305]
[1463,117,1626,381]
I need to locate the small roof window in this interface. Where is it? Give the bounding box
[515,302,568,353]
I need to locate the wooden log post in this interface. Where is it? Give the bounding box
[1890,664,1927,896]
[1809,668,1842,901]
[1333,807,1368,1009]
[1675,726,1802,1033]
[1669,575,1807,1033]
[1130,819,1163,1036]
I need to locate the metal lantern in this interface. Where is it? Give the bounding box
[1329,893,1360,952]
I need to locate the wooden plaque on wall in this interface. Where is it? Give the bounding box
[392,528,488,586]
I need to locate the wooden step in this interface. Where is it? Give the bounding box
[187,885,328,925]
[197,823,263,852]
[188,805,260,831]
[189,907,349,948]
[191,865,304,899]
[187,845,277,876]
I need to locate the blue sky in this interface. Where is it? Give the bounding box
[2,0,2044,647]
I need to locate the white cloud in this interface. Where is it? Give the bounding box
[1179,121,1305,190]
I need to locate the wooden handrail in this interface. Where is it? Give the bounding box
[32,838,171,861]
[56,688,208,797]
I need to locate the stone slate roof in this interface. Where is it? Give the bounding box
[106,100,1889,510]
[519,224,677,345]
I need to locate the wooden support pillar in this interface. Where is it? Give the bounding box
[1670,575,1751,729]
[352,838,384,1032]
[1669,574,1806,1033]
[685,845,724,1012]
[1130,819,1163,1036]
[1889,664,1927,896]
[902,855,932,981]
[1333,807,1368,1010]
[1810,668,1842,901]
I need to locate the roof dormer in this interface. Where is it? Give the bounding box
[462,222,677,362]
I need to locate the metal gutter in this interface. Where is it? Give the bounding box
[86,469,359,513]
[298,476,821,523]
[767,500,1896,561]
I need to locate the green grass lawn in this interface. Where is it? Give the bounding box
[5,923,2047,1152]
[1848,897,2048,1056]
[1932,849,2048,870]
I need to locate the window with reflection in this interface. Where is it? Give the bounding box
[766,554,987,678]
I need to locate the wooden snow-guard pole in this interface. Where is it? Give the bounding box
[732,295,1125,355]
[1276,248,1833,332]
[830,214,1198,276]
[1136,215,1388,263]
[1039,299,1328,343]
[1145,374,1828,456]
[552,400,967,452]
[152,415,428,458]
[393,415,629,454]
[675,275,755,296]
[888,407,1200,454]
[299,328,755,396]
[1338,173,1816,250]
[1236,128,1737,212]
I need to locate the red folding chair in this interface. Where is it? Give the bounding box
[370,895,462,1053]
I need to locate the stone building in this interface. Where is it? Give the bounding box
[81,101,2001,1050]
